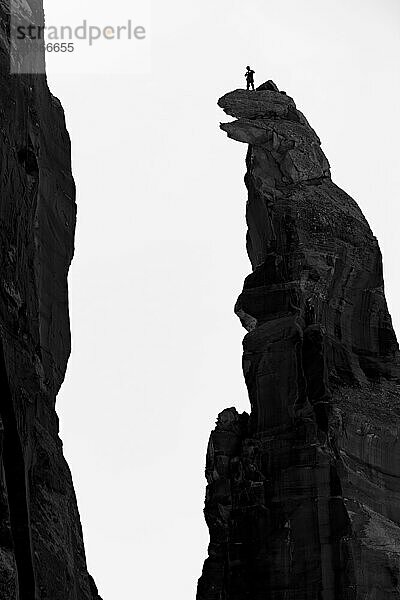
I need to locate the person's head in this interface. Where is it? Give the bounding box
[246,66,250,70]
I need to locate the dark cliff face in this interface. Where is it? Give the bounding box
[197,81,400,599]
[0,3,101,599]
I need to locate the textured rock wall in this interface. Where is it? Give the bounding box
[197,81,400,599]
[0,2,101,599]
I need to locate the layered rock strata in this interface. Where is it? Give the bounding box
[197,80,400,599]
[0,2,101,598]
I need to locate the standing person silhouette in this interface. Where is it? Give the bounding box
[245,66,255,90]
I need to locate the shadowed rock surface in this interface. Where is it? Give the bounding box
[197,81,400,599]
[0,2,101,598]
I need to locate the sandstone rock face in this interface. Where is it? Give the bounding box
[0,4,101,599]
[197,81,400,599]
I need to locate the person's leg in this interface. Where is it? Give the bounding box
[246,80,250,90]
[251,81,255,90]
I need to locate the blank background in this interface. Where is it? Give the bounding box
[43,1,400,597]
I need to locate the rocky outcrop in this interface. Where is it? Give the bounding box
[197,80,400,599]
[0,3,101,599]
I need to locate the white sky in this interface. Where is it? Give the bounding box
[43,1,400,598]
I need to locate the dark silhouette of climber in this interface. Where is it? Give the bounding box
[245,66,255,90]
